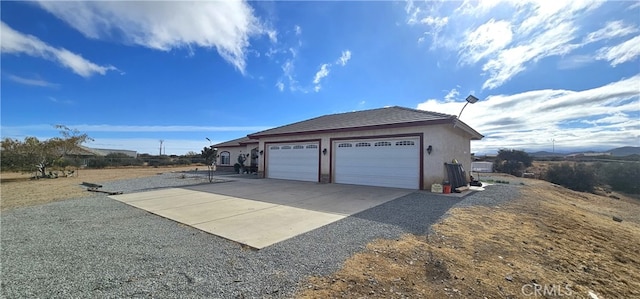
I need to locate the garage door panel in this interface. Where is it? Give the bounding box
[267,143,319,182]
[335,138,419,189]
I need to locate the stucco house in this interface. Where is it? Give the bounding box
[212,136,259,172]
[215,106,483,189]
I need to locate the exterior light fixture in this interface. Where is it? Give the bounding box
[322,148,328,155]
[259,150,264,155]
[427,145,433,155]
[458,95,479,119]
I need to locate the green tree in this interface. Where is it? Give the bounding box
[200,146,218,165]
[493,149,533,176]
[0,125,92,177]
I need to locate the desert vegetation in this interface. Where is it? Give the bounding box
[487,149,639,195]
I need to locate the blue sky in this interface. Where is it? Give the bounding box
[1,1,638,155]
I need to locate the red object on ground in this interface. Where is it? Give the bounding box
[443,185,451,194]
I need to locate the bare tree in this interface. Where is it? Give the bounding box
[1,125,92,178]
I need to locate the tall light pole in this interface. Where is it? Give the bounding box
[454,95,480,129]
[458,95,479,119]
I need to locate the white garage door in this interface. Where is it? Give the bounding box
[267,142,319,182]
[334,138,419,189]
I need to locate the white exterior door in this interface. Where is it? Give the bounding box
[266,142,319,182]
[334,138,419,189]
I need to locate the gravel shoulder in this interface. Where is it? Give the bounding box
[1,174,519,298]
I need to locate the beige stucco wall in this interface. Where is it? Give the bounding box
[253,123,477,189]
[216,144,258,168]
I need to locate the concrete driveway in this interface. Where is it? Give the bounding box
[109,179,412,249]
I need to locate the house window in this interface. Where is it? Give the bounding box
[355,142,371,147]
[293,145,304,149]
[338,143,352,147]
[220,151,231,165]
[374,141,392,147]
[306,144,318,149]
[281,145,291,149]
[396,140,415,146]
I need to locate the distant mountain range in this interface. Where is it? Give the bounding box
[529,146,640,157]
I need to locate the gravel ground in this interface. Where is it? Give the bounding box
[1,175,522,298]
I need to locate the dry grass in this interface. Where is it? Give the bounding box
[300,181,640,298]
[0,166,197,211]
[3,167,639,298]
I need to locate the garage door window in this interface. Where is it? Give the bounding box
[220,151,231,165]
[293,145,304,149]
[338,143,352,147]
[306,144,318,149]
[374,141,392,147]
[355,142,371,147]
[281,146,291,149]
[396,140,415,146]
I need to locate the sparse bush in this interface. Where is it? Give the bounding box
[544,163,596,193]
[175,158,191,165]
[87,156,108,169]
[104,153,143,167]
[598,162,640,194]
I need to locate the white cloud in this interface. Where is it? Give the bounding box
[48,96,73,105]
[275,81,284,92]
[87,138,215,155]
[459,19,513,65]
[444,88,459,102]
[294,25,302,36]
[557,55,593,70]
[0,22,118,77]
[417,75,640,153]
[266,30,278,44]
[583,20,638,43]
[406,0,622,89]
[595,35,640,67]
[482,21,579,89]
[277,48,350,93]
[313,63,330,92]
[337,50,352,66]
[6,74,59,88]
[35,1,270,74]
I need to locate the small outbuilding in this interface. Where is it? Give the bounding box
[216,106,483,189]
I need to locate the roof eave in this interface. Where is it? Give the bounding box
[454,119,484,140]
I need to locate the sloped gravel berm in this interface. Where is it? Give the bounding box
[1,173,520,298]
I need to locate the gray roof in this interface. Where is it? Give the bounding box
[248,106,483,139]
[213,136,257,148]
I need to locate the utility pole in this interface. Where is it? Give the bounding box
[159,139,164,156]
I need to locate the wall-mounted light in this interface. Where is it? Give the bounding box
[259,150,264,155]
[322,148,328,155]
[427,145,433,155]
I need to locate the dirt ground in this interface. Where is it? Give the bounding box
[300,178,640,298]
[0,166,197,211]
[3,168,639,298]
